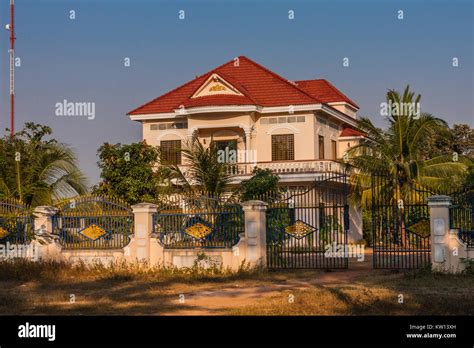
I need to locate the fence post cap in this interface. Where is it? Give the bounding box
[33,206,59,215]
[241,200,268,210]
[131,202,158,213]
[427,195,452,206]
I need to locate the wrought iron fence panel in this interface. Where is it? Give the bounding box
[0,199,33,245]
[450,191,474,247]
[153,194,244,249]
[52,195,134,249]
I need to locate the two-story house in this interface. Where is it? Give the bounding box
[127,56,364,242]
[127,55,363,187]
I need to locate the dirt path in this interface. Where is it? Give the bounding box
[167,249,379,315]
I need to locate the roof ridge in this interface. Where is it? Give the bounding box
[317,79,360,109]
[237,56,323,104]
[295,78,359,109]
[295,79,324,83]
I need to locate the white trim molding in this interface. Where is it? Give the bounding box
[157,131,187,141]
[191,73,244,98]
[266,124,300,135]
[175,105,258,115]
[129,103,359,128]
[320,104,358,128]
[327,101,359,112]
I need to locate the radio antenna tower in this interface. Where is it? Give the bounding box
[5,0,15,137]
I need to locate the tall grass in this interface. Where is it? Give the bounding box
[0,258,263,283]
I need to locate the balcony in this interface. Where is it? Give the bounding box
[176,160,346,184]
[225,160,344,176]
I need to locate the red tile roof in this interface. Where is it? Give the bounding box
[340,127,365,137]
[128,56,358,115]
[181,94,254,108]
[296,79,359,109]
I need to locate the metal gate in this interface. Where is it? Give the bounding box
[371,174,432,269]
[265,171,350,270]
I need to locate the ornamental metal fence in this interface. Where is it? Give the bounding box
[52,195,134,249]
[259,170,350,270]
[449,191,474,248]
[371,174,435,269]
[153,194,244,249]
[0,198,33,245]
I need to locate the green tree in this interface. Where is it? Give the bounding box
[0,123,88,206]
[349,85,470,204]
[419,123,474,160]
[348,86,471,246]
[239,168,281,201]
[94,141,170,204]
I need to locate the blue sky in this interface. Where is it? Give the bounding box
[0,0,472,185]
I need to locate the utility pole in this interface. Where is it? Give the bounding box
[5,0,15,137]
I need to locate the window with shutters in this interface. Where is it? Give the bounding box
[160,140,181,165]
[272,134,294,161]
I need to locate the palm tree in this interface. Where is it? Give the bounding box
[0,123,88,206]
[348,85,471,246]
[166,136,231,197]
[350,85,470,200]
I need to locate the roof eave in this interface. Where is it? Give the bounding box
[128,104,359,128]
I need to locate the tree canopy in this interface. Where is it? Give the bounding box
[93,141,171,204]
[348,85,472,206]
[0,122,88,206]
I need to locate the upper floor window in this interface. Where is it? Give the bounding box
[272,134,294,161]
[261,116,305,125]
[319,135,325,159]
[331,140,337,160]
[160,140,182,165]
[151,122,188,131]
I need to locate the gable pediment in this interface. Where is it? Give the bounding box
[191,73,244,98]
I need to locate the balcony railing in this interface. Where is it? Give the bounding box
[177,160,345,178]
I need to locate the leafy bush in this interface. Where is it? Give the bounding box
[239,168,282,201]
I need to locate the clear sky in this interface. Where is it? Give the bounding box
[0,0,472,186]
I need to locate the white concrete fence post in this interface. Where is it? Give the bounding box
[32,206,61,260]
[428,195,474,273]
[428,195,453,272]
[130,203,158,264]
[33,206,58,234]
[241,200,268,268]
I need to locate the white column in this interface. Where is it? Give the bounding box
[33,206,58,234]
[427,196,451,272]
[241,200,268,267]
[131,203,158,263]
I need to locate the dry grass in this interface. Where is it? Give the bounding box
[0,259,473,315]
[229,271,474,315]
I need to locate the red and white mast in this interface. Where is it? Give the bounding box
[6,0,15,137]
